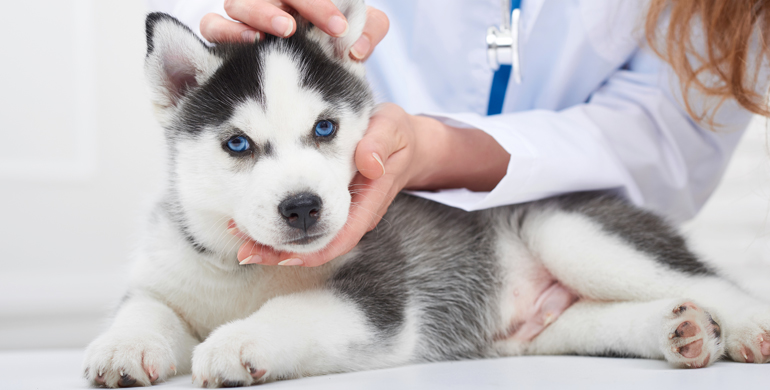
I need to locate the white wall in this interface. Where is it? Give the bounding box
[0,1,769,350]
[682,119,770,297]
[0,0,165,349]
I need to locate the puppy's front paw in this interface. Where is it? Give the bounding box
[192,320,288,388]
[725,310,770,364]
[83,331,177,387]
[660,301,723,368]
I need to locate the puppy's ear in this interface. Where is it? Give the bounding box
[305,0,367,75]
[144,13,223,124]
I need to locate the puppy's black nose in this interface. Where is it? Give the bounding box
[278,193,322,232]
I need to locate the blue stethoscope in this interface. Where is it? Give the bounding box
[486,0,521,115]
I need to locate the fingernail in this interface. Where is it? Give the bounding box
[227,227,238,235]
[372,152,385,177]
[350,35,370,59]
[241,29,258,42]
[328,15,348,37]
[240,255,262,265]
[278,258,304,266]
[272,16,293,37]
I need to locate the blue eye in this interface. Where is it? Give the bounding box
[226,136,250,152]
[314,120,336,137]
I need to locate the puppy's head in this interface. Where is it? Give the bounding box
[144,1,373,254]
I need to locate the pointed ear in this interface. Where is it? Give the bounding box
[305,0,368,75]
[144,13,223,123]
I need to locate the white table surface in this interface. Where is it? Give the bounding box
[1,349,768,390]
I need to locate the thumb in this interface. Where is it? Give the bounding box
[354,109,405,180]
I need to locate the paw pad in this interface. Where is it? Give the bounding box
[663,301,722,369]
[674,321,700,338]
[245,363,267,380]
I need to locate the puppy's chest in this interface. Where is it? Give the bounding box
[143,258,334,339]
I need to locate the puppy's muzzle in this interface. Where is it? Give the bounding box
[278,193,322,232]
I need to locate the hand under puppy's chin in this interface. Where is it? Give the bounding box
[271,233,335,254]
[237,223,336,255]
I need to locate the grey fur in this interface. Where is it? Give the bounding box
[555,192,714,276]
[149,9,712,360]
[84,9,740,387]
[330,194,501,359]
[332,191,714,360]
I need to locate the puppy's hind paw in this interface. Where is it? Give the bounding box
[661,301,723,368]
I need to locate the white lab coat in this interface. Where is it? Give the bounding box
[147,0,759,222]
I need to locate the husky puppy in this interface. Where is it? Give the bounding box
[83,0,770,387]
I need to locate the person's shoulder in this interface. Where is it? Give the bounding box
[577,0,646,64]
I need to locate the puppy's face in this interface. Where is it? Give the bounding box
[145,13,372,254]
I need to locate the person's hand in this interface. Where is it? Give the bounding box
[234,103,432,267]
[200,0,389,60]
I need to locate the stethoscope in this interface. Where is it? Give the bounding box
[486,0,521,115]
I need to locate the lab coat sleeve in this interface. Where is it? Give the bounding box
[412,47,753,222]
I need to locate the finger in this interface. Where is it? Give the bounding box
[224,0,296,38]
[237,239,286,265]
[284,173,392,267]
[225,220,254,241]
[350,6,390,61]
[300,196,384,266]
[240,172,394,267]
[354,104,409,180]
[368,196,392,231]
[200,13,260,43]
[283,0,349,37]
[366,176,401,232]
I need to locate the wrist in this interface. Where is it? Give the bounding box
[404,115,448,189]
[405,116,510,192]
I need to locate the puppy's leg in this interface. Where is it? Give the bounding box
[678,280,770,364]
[526,210,770,365]
[526,210,705,301]
[82,293,199,387]
[516,299,723,368]
[191,290,409,387]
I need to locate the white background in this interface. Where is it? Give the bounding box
[0,0,165,349]
[0,0,769,351]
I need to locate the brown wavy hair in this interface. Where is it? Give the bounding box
[646,0,770,127]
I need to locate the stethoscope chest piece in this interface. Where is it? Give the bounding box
[486,25,513,71]
[486,1,521,83]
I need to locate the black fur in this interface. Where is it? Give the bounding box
[145,12,374,261]
[330,231,408,338]
[140,13,720,374]
[556,192,715,276]
[161,197,212,254]
[145,13,196,57]
[331,195,501,359]
[177,43,265,136]
[146,14,372,137]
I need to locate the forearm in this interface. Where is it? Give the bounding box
[406,115,510,192]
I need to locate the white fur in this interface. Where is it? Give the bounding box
[83,2,770,388]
